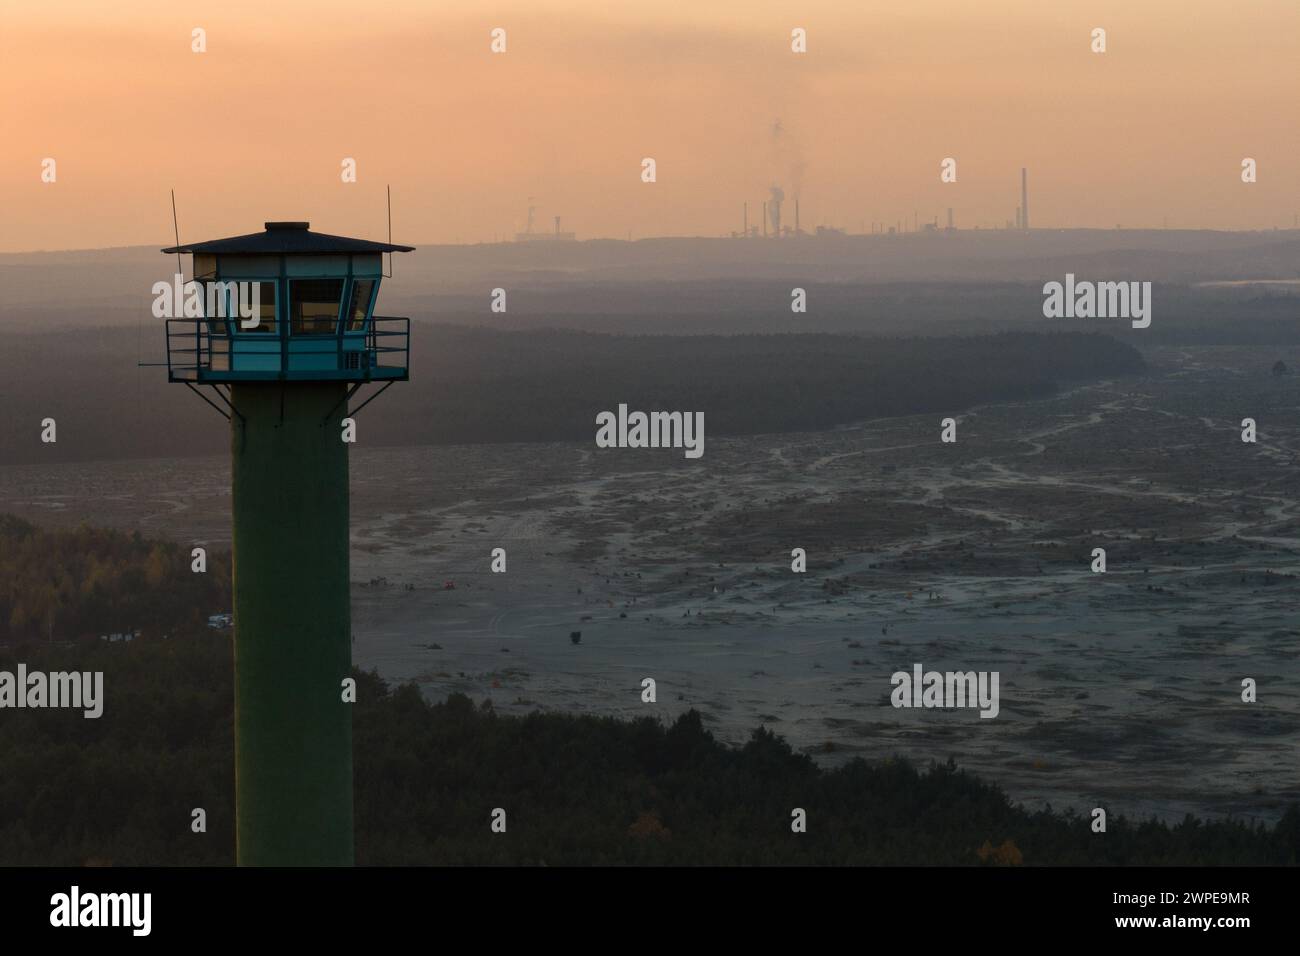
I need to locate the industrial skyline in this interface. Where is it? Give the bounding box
[732,167,1039,238]
[3,1,1298,252]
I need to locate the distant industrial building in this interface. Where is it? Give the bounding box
[735,190,809,238]
[1021,167,1030,231]
[515,202,576,242]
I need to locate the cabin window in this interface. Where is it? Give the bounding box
[240,281,277,334]
[346,279,376,332]
[204,280,276,333]
[290,279,344,335]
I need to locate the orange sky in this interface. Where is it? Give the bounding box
[1,0,1297,251]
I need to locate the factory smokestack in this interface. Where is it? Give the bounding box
[769,186,784,236]
[1021,168,1029,231]
[554,215,561,236]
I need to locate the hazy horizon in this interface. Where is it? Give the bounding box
[3,224,1300,260]
[2,0,1298,253]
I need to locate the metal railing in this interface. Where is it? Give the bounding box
[367,317,410,375]
[164,318,212,380]
[165,317,409,381]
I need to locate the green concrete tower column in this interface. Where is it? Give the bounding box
[230,382,353,866]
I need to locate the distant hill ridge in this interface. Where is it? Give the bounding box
[0,326,1143,465]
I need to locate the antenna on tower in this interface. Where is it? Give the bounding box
[170,189,183,279]
[384,184,394,278]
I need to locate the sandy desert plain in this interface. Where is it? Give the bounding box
[1,344,1297,823]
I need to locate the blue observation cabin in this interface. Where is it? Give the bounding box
[162,221,414,383]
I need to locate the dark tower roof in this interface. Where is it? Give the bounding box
[162,221,415,255]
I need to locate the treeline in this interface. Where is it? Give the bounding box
[0,515,231,642]
[3,517,1292,866]
[0,326,1144,464]
[397,328,1145,447]
[0,638,1295,865]
[352,677,1296,866]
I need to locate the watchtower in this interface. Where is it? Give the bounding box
[162,221,414,866]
